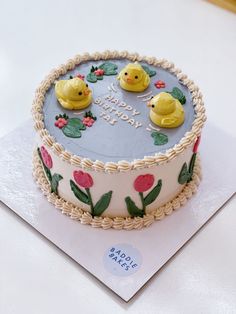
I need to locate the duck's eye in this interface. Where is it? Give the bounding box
[152,104,155,108]
[135,75,138,79]
[78,92,82,95]
[86,84,88,87]
[151,96,154,99]
[124,72,128,75]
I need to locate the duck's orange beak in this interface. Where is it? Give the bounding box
[147,101,152,107]
[84,89,90,96]
[126,77,133,83]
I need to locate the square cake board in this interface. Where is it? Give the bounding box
[0,120,235,302]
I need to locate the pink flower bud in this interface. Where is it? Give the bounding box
[134,174,154,192]
[40,146,53,169]
[73,170,93,188]
[193,136,201,153]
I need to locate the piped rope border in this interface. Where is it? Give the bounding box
[32,50,206,173]
[33,150,202,230]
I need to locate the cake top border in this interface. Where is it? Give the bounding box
[32,50,206,173]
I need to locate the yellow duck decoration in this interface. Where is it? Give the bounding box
[117,62,150,92]
[147,92,185,128]
[55,77,92,110]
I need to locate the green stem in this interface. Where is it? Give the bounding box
[86,188,94,215]
[139,192,146,214]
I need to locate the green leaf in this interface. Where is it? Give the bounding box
[96,75,103,80]
[125,197,144,217]
[144,179,162,206]
[70,117,86,130]
[151,131,168,145]
[93,191,113,216]
[86,72,97,83]
[142,65,156,77]
[98,62,118,75]
[51,173,63,194]
[62,118,85,138]
[167,87,186,105]
[178,162,190,184]
[70,180,90,204]
[37,147,52,182]
[188,153,197,182]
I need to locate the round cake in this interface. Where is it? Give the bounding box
[32,51,206,229]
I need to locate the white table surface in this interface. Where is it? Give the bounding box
[0,1,236,313]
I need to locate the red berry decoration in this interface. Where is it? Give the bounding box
[82,111,97,127]
[155,80,166,89]
[94,69,105,76]
[76,73,85,80]
[82,116,95,127]
[54,114,69,129]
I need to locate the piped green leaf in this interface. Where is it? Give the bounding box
[86,72,97,83]
[151,131,168,146]
[37,147,52,182]
[167,87,186,105]
[99,62,118,75]
[125,197,144,217]
[93,191,113,216]
[144,179,162,206]
[178,162,190,184]
[62,118,85,138]
[142,65,156,77]
[51,173,63,194]
[188,153,197,182]
[70,180,90,204]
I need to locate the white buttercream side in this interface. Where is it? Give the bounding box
[33,149,201,230]
[36,136,195,218]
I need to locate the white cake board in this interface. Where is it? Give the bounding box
[0,120,235,302]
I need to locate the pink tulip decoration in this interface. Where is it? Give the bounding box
[40,146,53,169]
[73,171,93,188]
[188,136,201,181]
[178,136,201,185]
[125,174,162,218]
[37,146,63,194]
[193,136,201,153]
[134,175,155,193]
[70,170,112,217]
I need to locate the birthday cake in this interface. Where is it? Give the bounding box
[32,51,206,229]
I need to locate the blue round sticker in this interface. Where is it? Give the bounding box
[103,243,142,276]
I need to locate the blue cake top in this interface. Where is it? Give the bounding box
[43,59,195,163]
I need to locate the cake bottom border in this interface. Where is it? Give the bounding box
[32,150,202,230]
